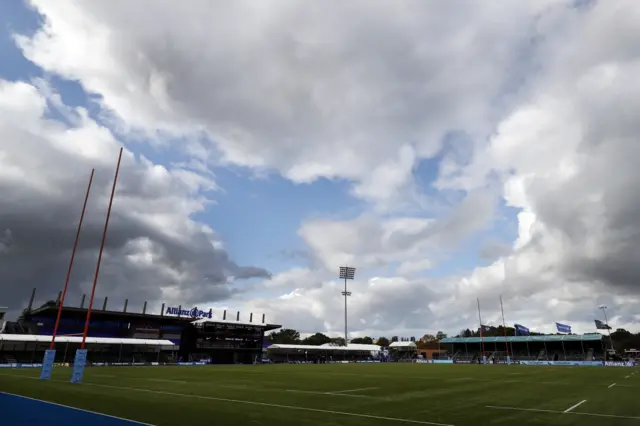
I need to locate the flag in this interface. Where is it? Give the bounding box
[514,324,530,336]
[595,319,611,330]
[556,322,571,333]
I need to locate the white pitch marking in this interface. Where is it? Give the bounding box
[608,383,616,388]
[286,389,373,398]
[564,400,587,413]
[146,378,187,384]
[330,387,378,394]
[85,382,453,425]
[486,405,640,420]
[0,392,154,425]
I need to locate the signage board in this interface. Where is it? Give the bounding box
[165,306,212,319]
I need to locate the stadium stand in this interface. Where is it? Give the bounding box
[440,334,605,363]
[388,341,418,361]
[0,334,174,364]
[0,295,280,365]
[266,343,383,363]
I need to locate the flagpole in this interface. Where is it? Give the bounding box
[499,295,510,363]
[477,298,485,363]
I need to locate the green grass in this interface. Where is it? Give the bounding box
[0,363,639,425]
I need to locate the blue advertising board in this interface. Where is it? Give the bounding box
[604,361,637,367]
[520,360,602,366]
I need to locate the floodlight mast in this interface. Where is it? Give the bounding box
[339,266,356,346]
[599,305,614,355]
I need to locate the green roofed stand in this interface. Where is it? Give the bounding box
[440,334,602,344]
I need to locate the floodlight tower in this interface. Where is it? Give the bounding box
[599,305,614,353]
[339,266,356,346]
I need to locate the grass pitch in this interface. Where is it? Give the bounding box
[0,363,639,425]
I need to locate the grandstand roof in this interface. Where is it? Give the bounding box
[389,341,417,348]
[0,334,175,346]
[26,305,281,331]
[440,334,602,344]
[191,317,281,331]
[268,343,381,352]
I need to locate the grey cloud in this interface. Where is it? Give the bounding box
[478,239,512,262]
[19,0,558,206]
[387,190,497,251]
[0,82,269,317]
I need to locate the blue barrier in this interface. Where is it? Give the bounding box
[0,392,150,426]
[415,359,454,364]
[519,360,602,366]
[0,363,43,368]
[604,361,637,367]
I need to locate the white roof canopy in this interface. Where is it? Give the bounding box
[268,343,381,352]
[191,318,270,328]
[0,334,174,346]
[389,341,417,348]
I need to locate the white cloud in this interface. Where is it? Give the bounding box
[17,0,559,208]
[4,0,640,338]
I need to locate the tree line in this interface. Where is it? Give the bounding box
[266,329,448,349]
[267,327,640,352]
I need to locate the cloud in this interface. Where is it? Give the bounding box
[478,239,512,262]
[0,79,269,314]
[5,0,640,338]
[16,0,558,208]
[298,190,496,272]
[242,275,444,336]
[265,0,640,335]
[434,0,640,330]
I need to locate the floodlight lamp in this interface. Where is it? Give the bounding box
[599,305,607,310]
[339,266,356,280]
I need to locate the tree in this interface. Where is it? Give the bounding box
[267,328,300,344]
[301,332,331,346]
[376,337,390,347]
[350,336,374,344]
[421,334,437,343]
[391,336,399,342]
[610,328,640,352]
[435,331,447,340]
[330,337,346,346]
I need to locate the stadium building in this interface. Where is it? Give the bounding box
[0,289,280,366]
[440,334,606,363]
[265,343,384,363]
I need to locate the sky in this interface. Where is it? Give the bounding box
[1,0,639,339]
